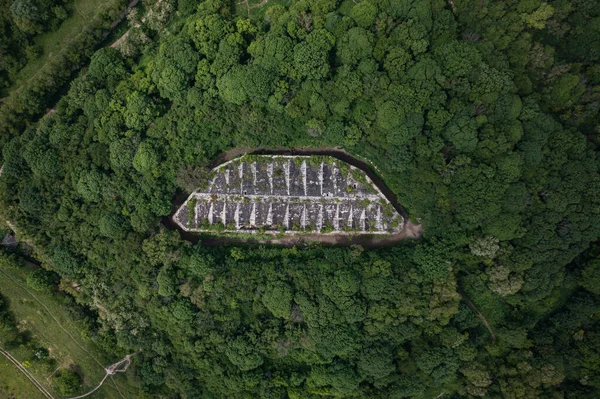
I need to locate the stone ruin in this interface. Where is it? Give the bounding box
[173,155,404,235]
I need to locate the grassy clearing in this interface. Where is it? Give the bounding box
[7,0,123,96]
[0,264,143,399]
[234,0,292,20]
[0,358,46,399]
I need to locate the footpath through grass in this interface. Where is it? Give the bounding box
[6,0,123,96]
[0,262,143,399]
[0,358,46,399]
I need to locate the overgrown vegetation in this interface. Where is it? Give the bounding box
[0,0,599,397]
[0,252,145,398]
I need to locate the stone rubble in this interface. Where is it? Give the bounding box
[174,155,404,235]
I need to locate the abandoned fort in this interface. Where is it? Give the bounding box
[173,155,404,235]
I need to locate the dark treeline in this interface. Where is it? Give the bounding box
[0,0,599,397]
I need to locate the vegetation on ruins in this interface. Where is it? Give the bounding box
[174,155,402,235]
[0,0,600,398]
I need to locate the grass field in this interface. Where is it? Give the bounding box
[6,0,124,96]
[0,359,46,399]
[0,263,143,399]
[234,0,292,20]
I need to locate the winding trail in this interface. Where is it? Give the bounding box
[0,268,105,368]
[65,355,133,399]
[110,0,162,49]
[1,166,129,398]
[0,347,55,399]
[458,287,496,342]
[0,266,128,398]
[8,0,123,96]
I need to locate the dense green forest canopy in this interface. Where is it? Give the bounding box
[0,0,600,397]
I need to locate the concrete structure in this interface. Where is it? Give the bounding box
[173,155,404,235]
[1,234,18,249]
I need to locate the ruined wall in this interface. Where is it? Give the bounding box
[173,155,404,235]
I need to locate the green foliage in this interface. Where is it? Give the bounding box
[581,259,600,295]
[262,281,293,319]
[0,0,599,398]
[469,236,500,258]
[413,240,453,281]
[51,247,81,278]
[26,268,57,292]
[350,1,377,29]
[133,141,160,175]
[292,29,335,80]
[99,213,129,240]
[157,266,178,297]
[225,336,264,371]
[217,64,274,104]
[9,0,67,34]
[53,368,82,395]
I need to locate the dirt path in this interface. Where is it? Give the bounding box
[0,266,128,398]
[10,0,123,96]
[196,220,423,248]
[237,0,269,18]
[110,0,162,49]
[458,287,496,342]
[110,24,138,48]
[0,268,104,367]
[65,354,133,399]
[0,347,55,399]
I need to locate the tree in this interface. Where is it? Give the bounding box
[176,165,211,192]
[133,141,160,175]
[156,63,188,102]
[351,1,377,29]
[469,236,500,258]
[216,64,274,105]
[262,281,293,319]
[581,259,600,295]
[18,186,43,216]
[10,0,46,34]
[486,265,524,296]
[53,368,82,395]
[307,362,361,397]
[413,240,453,281]
[522,3,554,29]
[225,336,263,371]
[26,269,57,292]
[357,345,396,379]
[52,247,81,278]
[293,29,335,80]
[544,73,585,112]
[157,266,177,297]
[460,363,492,397]
[337,27,374,66]
[99,213,129,240]
[110,138,138,171]
[76,169,105,202]
[124,92,158,131]
[444,115,478,152]
[87,48,127,91]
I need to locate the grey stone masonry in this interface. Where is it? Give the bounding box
[173,155,404,235]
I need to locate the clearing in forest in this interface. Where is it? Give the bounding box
[0,263,141,399]
[174,155,404,235]
[3,0,124,97]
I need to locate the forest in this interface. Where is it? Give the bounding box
[0,0,599,397]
